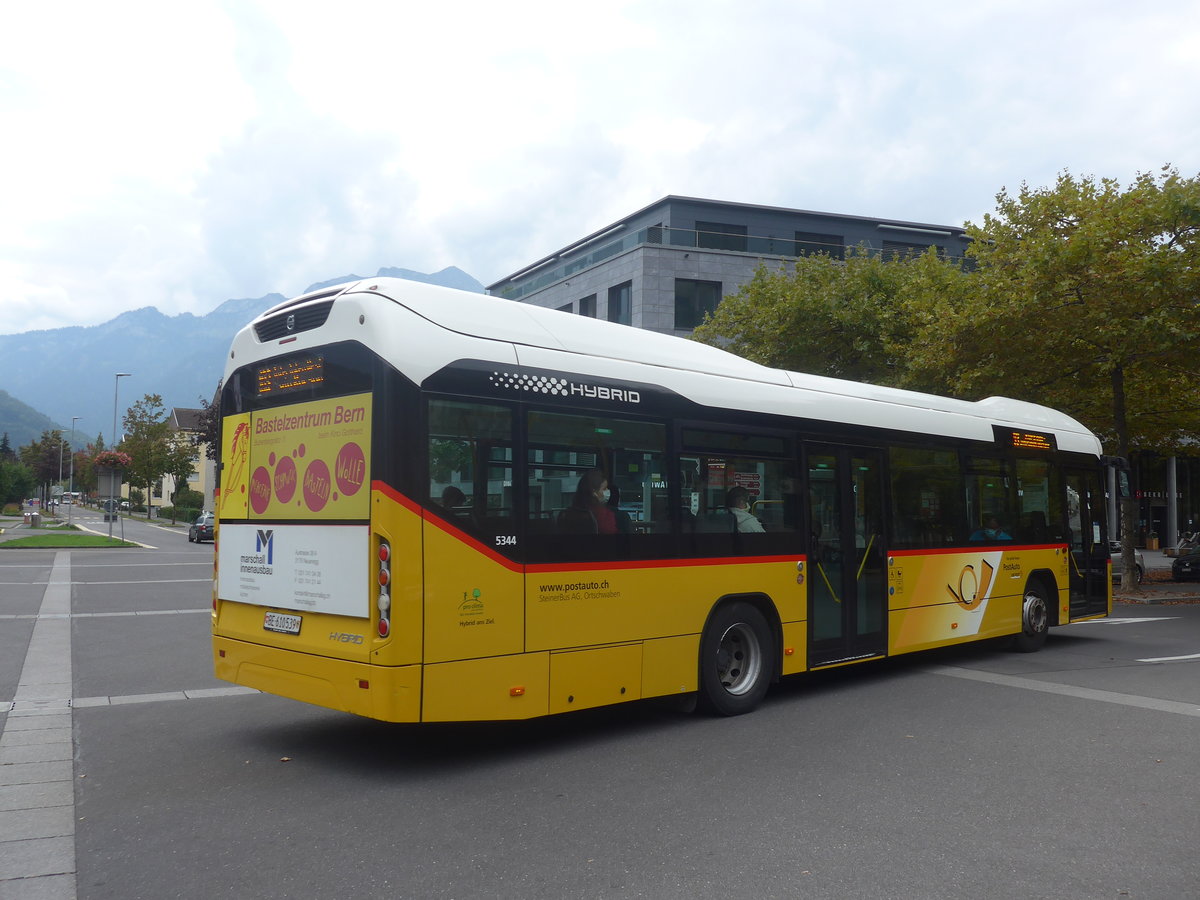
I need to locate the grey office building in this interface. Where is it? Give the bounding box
[487,196,971,336]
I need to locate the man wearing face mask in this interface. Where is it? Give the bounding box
[726,486,765,533]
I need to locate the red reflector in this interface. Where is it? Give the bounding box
[378,568,390,586]
[378,543,390,563]
[358,679,370,689]
[378,619,390,637]
[219,650,226,658]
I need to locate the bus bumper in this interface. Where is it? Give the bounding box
[213,636,422,722]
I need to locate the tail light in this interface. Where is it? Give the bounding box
[377,537,391,637]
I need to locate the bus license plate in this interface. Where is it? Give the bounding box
[263,612,302,635]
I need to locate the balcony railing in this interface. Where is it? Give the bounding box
[499,227,854,300]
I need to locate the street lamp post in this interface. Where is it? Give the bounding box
[68,416,80,526]
[110,374,131,540]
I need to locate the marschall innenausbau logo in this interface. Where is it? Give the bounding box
[256,529,274,564]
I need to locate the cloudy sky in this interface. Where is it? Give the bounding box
[3,0,1199,335]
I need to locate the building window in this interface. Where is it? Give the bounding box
[795,231,844,259]
[578,294,596,318]
[674,279,722,330]
[607,282,631,325]
[557,303,573,313]
[696,221,748,252]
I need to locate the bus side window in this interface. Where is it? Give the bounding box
[524,409,669,563]
[888,446,962,549]
[678,444,798,558]
[427,399,514,538]
[1015,457,1062,544]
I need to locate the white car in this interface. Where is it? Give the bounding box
[1109,541,1145,585]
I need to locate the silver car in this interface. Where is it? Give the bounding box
[1109,541,1145,585]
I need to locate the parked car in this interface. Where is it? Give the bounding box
[1171,547,1200,582]
[1109,541,1145,585]
[188,511,215,543]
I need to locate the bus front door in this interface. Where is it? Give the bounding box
[806,445,887,667]
[1065,468,1109,619]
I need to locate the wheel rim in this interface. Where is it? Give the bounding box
[715,622,763,696]
[1023,592,1047,635]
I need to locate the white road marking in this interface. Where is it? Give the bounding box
[926,665,1200,718]
[1137,652,1200,663]
[1070,616,1180,625]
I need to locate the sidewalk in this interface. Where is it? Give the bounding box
[1115,548,1200,604]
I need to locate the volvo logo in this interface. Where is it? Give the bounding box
[286,314,295,331]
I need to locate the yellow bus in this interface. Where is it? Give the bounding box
[212,277,1113,721]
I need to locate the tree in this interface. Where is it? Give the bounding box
[18,429,66,492]
[122,394,172,518]
[0,458,35,505]
[912,167,1200,449]
[161,436,197,523]
[912,168,1200,577]
[0,433,14,461]
[73,433,106,500]
[194,382,222,462]
[692,246,972,388]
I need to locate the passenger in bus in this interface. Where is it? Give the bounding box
[441,485,466,510]
[558,469,618,534]
[970,516,1011,541]
[726,486,765,533]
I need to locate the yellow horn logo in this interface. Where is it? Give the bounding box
[947,558,994,610]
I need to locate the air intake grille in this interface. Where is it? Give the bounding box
[254,300,335,341]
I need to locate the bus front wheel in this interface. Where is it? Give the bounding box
[1010,583,1050,653]
[698,602,774,716]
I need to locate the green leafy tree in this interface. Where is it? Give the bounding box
[122,394,172,519]
[194,382,222,462]
[18,429,66,492]
[911,167,1200,574]
[0,458,35,504]
[912,167,1200,448]
[162,436,197,524]
[692,247,971,388]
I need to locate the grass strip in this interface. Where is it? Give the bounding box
[0,534,138,549]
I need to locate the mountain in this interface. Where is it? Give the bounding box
[0,389,63,448]
[0,266,484,444]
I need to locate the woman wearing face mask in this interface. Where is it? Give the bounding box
[560,469,618,534]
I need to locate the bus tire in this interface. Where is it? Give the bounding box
[698,601,775,716]
[1010,582,1050,653]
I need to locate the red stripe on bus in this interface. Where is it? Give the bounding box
[370,483,803,574]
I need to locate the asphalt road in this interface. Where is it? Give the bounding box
[2,511,1199,900]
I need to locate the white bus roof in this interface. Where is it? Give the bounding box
[242,277,1100,455]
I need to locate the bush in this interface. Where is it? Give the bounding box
[174,489,205,511]
[2,503,20,516]
[160,506,202,522]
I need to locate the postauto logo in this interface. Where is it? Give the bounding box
[239,528,275,575]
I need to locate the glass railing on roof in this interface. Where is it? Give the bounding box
[496,227,853,299]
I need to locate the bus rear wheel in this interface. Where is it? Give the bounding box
[1010,583,1049,653]
[698,602,774,716]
